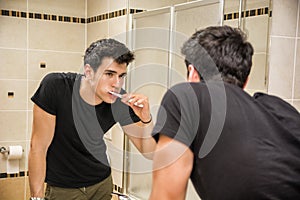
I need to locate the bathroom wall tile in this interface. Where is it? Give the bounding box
[0,80,27,110]
[0,141,27,173]
[270,0,298,37]
[0,0,27,11]
[268,37,295,99]
[0,17,27,49]
[87,20,109,47]
[245,53,268,92]
[28,20,85,52]
[27,80,40,111]
[28,50,83,81]
[27,111,33,141]
[0,111,27,141]
[109,16,127,43]
[28,0,86,18]
[109,0,127,12]
[294,39,300,99]
[87,0,108,17]
[0,177,25,200]
[129,0,186,10]
[245,15,269,53]
[298,0,300,38]
[224,0,239,13]
[223,18,239,28]
[292,100,300,111]
[244,0,270,10]
[0,49,27,80]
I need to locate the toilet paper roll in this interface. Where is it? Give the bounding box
[6,145,23,174]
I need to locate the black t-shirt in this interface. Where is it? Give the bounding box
[31,72,140,188]
[152,81,300,200]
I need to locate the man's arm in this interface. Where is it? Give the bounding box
[28,104,56,197]
[149,135,194,200]
[122,121,156,159]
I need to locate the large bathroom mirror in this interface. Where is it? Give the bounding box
[124,0,272,199]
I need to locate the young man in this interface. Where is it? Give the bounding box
[28,39,155,200]
[150,26,300,200]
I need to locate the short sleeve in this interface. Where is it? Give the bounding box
[152,83,200,148]
[31,73,59,115]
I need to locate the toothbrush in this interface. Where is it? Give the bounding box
[108,91,144,108]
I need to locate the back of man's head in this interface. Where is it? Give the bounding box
[181,25,254,88]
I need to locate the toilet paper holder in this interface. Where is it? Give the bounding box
[0,146,24,154]
[0,147,9,154]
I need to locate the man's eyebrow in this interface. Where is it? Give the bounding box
[104,70,127,76]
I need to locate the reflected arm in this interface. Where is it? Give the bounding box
[28,104,55,197]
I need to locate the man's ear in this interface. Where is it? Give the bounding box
[187,65,200,82]
[84,64,94,79]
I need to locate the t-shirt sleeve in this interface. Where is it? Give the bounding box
[152,83,200,148]
[31,73,59,115]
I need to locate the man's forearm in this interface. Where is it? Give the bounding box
[28,150,47,197]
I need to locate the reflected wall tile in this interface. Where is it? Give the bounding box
[0,17,27,49]
[0,177,25,200]
[87,0,108,17]
[293,100,300,111]
[0,49,27,80]
[109,16,127,43]
[0,111,27,141]
[271,0,298,37]
[0,80,27,110]
[0,0,27,11]
[246,53,268,92]
[28,0,86,18]
[87,20,108,46]
[28,20,85,52]
[28,50,83,81]
[268,37,295,99]
[129,0,186,10]
[109,0,126,12]
[245,15,269,53]
[295,39,300,99]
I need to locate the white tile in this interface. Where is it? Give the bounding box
[0,80,27,110]
[0,17,27,49]
[87,20,109,47]
[87,0,108,17]
[0,0,27,11]
[28,19,85,52]
[28,0,86,18]
[268,37,295,99]
[0,49,27,79]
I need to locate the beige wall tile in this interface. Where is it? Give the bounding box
[87,0,108,17]
[28,20,85,52]
[28,50,83,81]
[271,0,298,37]
[109,0,126,12]
[268,37,295,99]
[0,49,27,80]
[129,0,187,10]
[245,15,269,53]
[0,17,27,49]
[87,21,109,46]
[298,0,300,38]
[109,16,127,43]
[294,39,300,98]
[0,177,25,200]
[27,80,39,111]
[28,0,86,18]
[0,80,27,110]
[245,53,268,92]
[0,111,27,141]
[0,0,27,11]
[292,100,300,111]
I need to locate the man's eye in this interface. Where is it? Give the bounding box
[106,73,114,77]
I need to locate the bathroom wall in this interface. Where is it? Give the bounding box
[268,0,300,111]
[0,0,86,199]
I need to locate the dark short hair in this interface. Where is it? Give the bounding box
[84,38,134,71]
[181,25,254,87]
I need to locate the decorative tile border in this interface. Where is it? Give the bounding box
[0,171,28,179]
[1,7,271,24]
[0,8,145,24]
[224,7,272,20]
